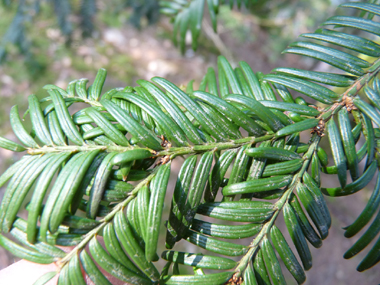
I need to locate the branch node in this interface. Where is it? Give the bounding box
[311,119,325,137]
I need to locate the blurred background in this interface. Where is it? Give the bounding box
[0,0,380,284]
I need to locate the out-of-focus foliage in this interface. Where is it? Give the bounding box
[0,0,350,71]
[0,0,160,66]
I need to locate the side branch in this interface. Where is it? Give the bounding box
[58,168,159,266]
[233,134,321,278]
